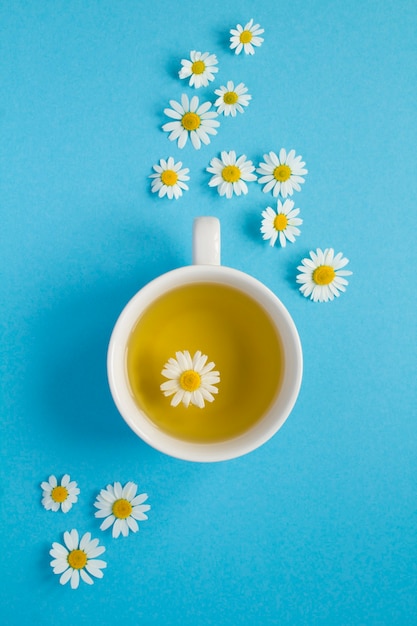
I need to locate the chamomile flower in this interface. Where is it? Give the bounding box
[160,350,220,408]
[257,149,308,198]
[41,474,80,513]
[214,81,252,117]
[149,157,190,199]
[296,248,353,302]
[49,529,106,589]
[94,482,150,539]
[261,199,303,247]
[162,94,220,150]
[207,150,257,199]
[179,50,218,88]
[230,19,264,55]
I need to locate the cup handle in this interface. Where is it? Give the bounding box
[192,217,221,266]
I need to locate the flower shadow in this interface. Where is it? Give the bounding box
[284,247,311,293]
[38,541,56,586]
[243,208,263,244]
[165,56,181,82]
[212,26,232,52]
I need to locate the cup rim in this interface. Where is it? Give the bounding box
[107,264,303,462]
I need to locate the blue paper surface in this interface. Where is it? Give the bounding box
[1,0,416,624]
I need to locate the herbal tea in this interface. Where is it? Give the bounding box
[126,283,284,443]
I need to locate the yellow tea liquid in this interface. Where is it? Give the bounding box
[126,283,284,443]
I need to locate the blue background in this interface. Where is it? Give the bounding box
[1,1,416,624]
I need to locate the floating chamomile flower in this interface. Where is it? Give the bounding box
[149,157,190,199]
[161,350,220,408]
[261,199,303,248]
[179,50,219,88]
[94,482,150,539]
[214,81,252,117]
[257,149,308,198]
[230,19,264,55]
[41,474,80,513]
[207,150,257,199]
[162,94,220,150]
[50,529,106,589]
[296,248,352,302]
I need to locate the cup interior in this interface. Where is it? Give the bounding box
[107,265,302,462]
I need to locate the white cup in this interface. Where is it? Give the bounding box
[107,217,302,462]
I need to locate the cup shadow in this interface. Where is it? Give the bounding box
[35,259,180,452]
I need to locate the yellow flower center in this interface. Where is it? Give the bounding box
[222,165,241,183]
[223,91,239,105]
[191,60,206,75]
[240,30,253,44]
[161,169,178,186]
[112,498,133,519]
[179,370,201,392]
[313,265,336,285]
[181,112,201,131]
[51,486,68,503]
[273,164,292,182]
[67,549,87,570]
[273,213,288,232]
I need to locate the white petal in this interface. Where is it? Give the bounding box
[218,181,228,196]
[169,99,185,115]
[98,488,115,503]
[85,560,106,578]
[59,568,72,586]
[123,482,137,500]
[197,100,212,115]
[177,130,188,149]
[200,388,215,402]
[182,391,192,407]
[192,390,205,408]
[94,499,113,512]
[160,380,180,393]
[175,351,188,370]
[79,533,91,551]
[45,500,59,512]
[100,514,116,531]
[80,569,94,585]
[161,365,181,379]
[131,493,149,506]
[112,519,122,538]
[127,517,139,533]
[193,351,206,370]
[164,108,182,120]
[171,390,184,407]
[52,559,69,575]
[64,530,78,551]
[48,475,57,487]
[61,500,72,513]
[87,545,106,559]
[181,94,189,111]
[190,95,199,112]
[190,130,201,150]
[113,482,123,498]
[61,474,70,487]
[195,128,210,145]
[70,569,80,590]
[324,248,335,265]
[131,508,149,521]
[120,520,130,537]
[50,543,68,558]
[263,179,278,194]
